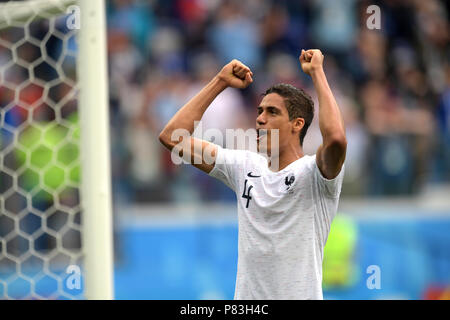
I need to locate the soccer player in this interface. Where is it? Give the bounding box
[159,49,347,300]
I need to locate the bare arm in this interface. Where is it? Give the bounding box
[158,60,253,173]
[299,49,347,179]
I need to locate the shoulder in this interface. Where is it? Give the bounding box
[299,154,345,181]
[310,153,345,198]
[303,152,345,176]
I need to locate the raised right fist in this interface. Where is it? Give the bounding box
[217,59,253,89]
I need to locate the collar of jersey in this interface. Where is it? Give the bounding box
[264,155,307,174]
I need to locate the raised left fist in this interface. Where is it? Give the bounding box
[299,49,324,76]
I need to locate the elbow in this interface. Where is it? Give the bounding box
[158,130,172,149]
[160,127,190,151]
[159,129,181,151]
[158,131,166,144]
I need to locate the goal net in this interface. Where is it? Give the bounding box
[0,0,113,299]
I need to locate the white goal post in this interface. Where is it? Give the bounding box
[0,0,114,300]
[77,0,114,300]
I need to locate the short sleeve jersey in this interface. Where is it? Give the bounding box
[208,145,345,300]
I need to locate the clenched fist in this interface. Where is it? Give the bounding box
[299,49,324,76]
[217,59,253,89]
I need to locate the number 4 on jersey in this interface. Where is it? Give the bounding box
[242,179,253,208]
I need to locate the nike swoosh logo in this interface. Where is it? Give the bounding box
[247,172,261,178]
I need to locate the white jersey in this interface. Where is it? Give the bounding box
[208,145,345,300]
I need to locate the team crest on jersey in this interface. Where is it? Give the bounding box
[284,174,295,192]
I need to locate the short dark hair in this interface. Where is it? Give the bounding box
[263,83,314,146]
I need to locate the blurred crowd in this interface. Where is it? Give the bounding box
[2,0,448,205]
[105,0,450,203]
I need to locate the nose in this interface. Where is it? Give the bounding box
[256,112,266,126]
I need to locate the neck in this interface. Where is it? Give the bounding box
[268,142,304,172]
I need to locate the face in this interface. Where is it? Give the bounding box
[256,93,303,156]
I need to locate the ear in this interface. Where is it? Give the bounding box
[292,118,305,134]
